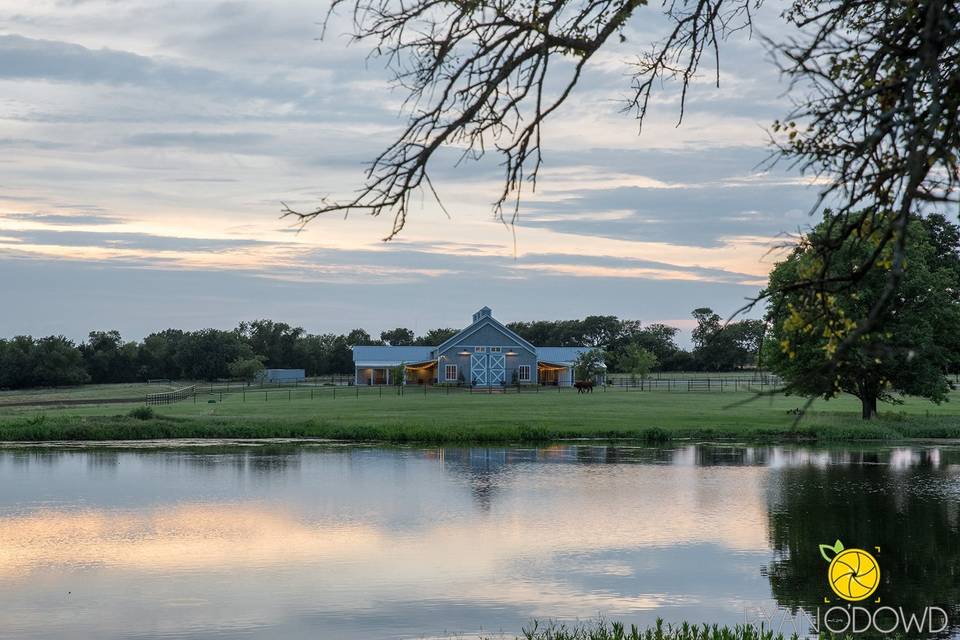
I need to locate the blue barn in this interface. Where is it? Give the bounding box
[352,307,604,387]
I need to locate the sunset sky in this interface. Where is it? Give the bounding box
[0,0,814,343]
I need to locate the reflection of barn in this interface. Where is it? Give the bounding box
[352,307,605,387]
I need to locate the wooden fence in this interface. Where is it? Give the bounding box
[145,385,196,405]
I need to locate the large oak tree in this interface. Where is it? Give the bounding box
[765,214,960,419]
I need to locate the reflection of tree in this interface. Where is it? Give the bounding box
[765,451,960,637]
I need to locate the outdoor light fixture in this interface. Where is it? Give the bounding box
[505,351,517,356]
[458,350,470,356]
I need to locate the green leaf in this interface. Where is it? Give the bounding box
[819,539,844,562]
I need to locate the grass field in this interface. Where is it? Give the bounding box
[0,381,958,443]
[0,381,179,404]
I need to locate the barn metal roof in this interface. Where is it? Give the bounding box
[535,346,605,366]
[351,346,433,366]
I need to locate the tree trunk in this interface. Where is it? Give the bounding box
[861,394,878,420]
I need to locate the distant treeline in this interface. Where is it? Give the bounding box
[0,309,765,389]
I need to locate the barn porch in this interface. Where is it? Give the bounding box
[354,360,437,385]
[403,360,437,385]
[537,362,572,386]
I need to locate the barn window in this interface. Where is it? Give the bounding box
[445,364,458,381]
[518,365,531,382]
[490,346,501,353]
[474,346,485,352]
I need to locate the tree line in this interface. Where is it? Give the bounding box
[0,310,766,389]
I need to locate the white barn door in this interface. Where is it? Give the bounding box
[488,354,505,385]
[471,353,487,385]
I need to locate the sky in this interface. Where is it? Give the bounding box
[0,0,818,345]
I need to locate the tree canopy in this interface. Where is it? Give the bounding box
[765,213,960,419]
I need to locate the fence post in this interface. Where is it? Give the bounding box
[243,390,246,402]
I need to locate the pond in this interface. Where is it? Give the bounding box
[0,442,957,639]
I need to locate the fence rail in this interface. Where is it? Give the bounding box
[187,379,791,405]
[145,385,196,405]
[608,376,783,392]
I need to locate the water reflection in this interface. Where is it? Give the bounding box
[765,447,960,637]
[0,444,956,640]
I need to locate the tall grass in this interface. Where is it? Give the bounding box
[0,410,958,443]
[510,619,798,640]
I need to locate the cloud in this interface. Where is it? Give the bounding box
[0,34,309,100]
[3,211,122,226]
[125,131,274,151]
[0,0,791,341]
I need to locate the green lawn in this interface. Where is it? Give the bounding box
[0,383,957,442]
[0,381,179,403]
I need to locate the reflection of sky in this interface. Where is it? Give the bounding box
[0,444,955,639]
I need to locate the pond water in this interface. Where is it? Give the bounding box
[0,442,957,640]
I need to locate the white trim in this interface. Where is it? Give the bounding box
[471,353,487,385]
[518,364,531,382]
[489,353,505,384]
[489,346,501,353]
[435,315,537,355]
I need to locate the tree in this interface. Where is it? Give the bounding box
[139,329,186,380]
[346,328,380,346]
[80,331,140,384]
[626,323,686,371]
[32,336,89,386]
[573,348,606,383]
[767,1,960,347]
[177,329,252,381]
[380,327,415,346]
[228,356,266,382]
[690,309,765,371]
[577,315,622,348]
[326,335,355,373]
[0,336,38,388]
[618,344,658,384]
[239,320,305,368]
[766,215,960,420]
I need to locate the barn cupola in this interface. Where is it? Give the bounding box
[472,306,493,323]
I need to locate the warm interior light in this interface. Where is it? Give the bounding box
[458,351,470,355]
[505,351,517,356]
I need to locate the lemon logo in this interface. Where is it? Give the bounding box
[819,539,880,602]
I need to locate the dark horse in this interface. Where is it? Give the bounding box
[574,380,594,394]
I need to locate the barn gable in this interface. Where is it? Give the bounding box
[435,307,536,357]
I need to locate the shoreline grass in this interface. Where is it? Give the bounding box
[1,409,959,444]
[503,619,794,640]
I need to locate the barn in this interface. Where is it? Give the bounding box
[352,307,604,387]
